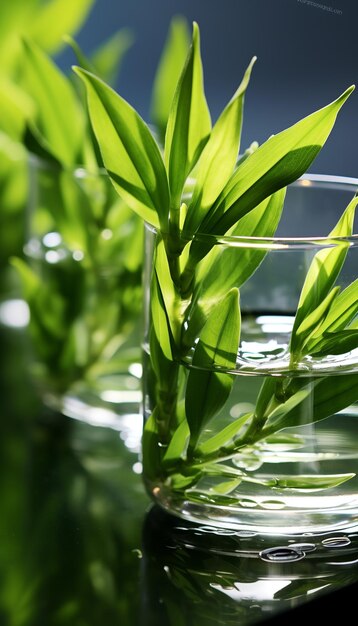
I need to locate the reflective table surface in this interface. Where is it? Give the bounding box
[1,322,358,625]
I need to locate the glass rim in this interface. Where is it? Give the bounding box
[146,173,358,250]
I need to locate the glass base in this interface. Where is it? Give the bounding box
[146,483,358,535]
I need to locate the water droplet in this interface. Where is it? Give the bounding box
[239,499,258,508]
[198,526,237,536]
[289,542,316,553]
[259,546,306,562]
[236,530,257,537]
[322,536,351,549]
[261,500,285,510]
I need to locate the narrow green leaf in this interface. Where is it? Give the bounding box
[295,286,340,337]
[66,29,134,87]
[154,239,181,345]
[290,194,358,357]
[183,56,256,235]
[90,28,134,85]
[182,189,285,349]
[195,412,252,457]
[311,278,358,335]
[209,478,242,495]
[265,384,318,428]
[10,256,40,298]
[266,373,358,432]
[150,271,174,361]
[0,77,34,140]
[197,188,286,298]
[163,420,190,466]
[196,85,354,238]
[21,38,84,166]
[142,411,162,480]
[164,21,211,209]
[74,67,170,229]
[265,473,355,490]
[150,15,190,143]
[185,288,240,444]
[309,329,358,356]
[29,0,94,54]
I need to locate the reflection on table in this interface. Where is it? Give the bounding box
[0,323,357,625]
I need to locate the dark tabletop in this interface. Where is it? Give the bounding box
[1,321,357,626]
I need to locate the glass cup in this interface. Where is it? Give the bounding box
[142,174,358,535]
[19,155,143,425]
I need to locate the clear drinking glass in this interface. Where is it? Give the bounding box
[142,174,358,534]
[20,155,143,424]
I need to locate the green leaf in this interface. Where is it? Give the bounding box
[198,188,285,297]
[23,123,62,166]
[295,286,340,338]
[142,411,162,481]
[209,478,242,495]
[308,329,358,356]
[0,77,34,140]
[182,189,285,349]
[66,29,134,87]
[150,15,190,144]
[21,38,84,166]
[164,21,211,210]
[195,412,252,457]
[10,256,40,299]
[163,420,190,466]
[311,278,358,335]
[154,238,181,345]
[263,473,355,491]
[266,373,358,432]
[90,28,134,86]
[183,56,256,235]
[290,194,358,358]
[74,67,170,229]
[150,271,174,361]
[185,288,240,446]
[194,85,354,239]
[29,0,94,54]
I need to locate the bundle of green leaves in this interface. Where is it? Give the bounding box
[10,17,191,396]
[0,0,97,272]
[72,21,358,496]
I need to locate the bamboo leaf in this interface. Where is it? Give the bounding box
[164,21,211,210]
[182,189,285,349]
[264,473,355,490]
[290,194,358,358]
[309,329,358,356]
[311,278,358,335]
[74,67,170,229]
[29,0,94,54]
[209,478,242,495]
[21,38,84,166]
[163,420,190,466]
[266,374,358,432]
[66,29,134,87]
[142,411,162,480]
[183,57,256,233]
[90,28,134,85]
[192,85,354,240]
[183,56,256,235]
[195,412,252,457]
[295,286,340,337]
[185,288,240,445]
[150,15,190,144]
[150,271,174,361]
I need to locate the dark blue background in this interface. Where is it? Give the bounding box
[59,0,358,178]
